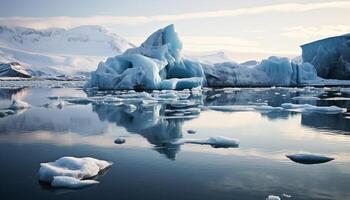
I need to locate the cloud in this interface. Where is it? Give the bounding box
[283,25,350,39]
[0,1,349,29]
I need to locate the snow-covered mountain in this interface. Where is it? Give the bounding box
[0,25,134,77]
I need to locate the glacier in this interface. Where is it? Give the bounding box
[86,25,205,90]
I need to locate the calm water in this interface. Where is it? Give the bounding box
[1,86,350,200]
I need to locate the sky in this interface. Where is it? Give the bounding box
[0,0,350,61]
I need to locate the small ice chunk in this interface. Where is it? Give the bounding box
[186,129,196,134]
[266,195,281,200]
[286,153,334,164]
[38,156,112,188]
[51,176,99,189]
[9,99,31,110]
[282,193,292,198]
[172,136,239,148]
[114,137,126,144]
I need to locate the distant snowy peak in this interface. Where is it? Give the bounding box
[185,51,234,64]
[0,25,134,56]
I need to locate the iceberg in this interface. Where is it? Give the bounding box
[204,56,318,87]
[266,195,281,200]
[86,25,205,90]
[286,153,334,164]
[301,34,350,80]
[38,156,112,188]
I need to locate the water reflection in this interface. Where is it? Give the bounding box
[92,103,193,160]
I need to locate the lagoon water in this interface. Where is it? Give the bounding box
[0,85,350,200]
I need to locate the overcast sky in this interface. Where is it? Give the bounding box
[0,0,350,60]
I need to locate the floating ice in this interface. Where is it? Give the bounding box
[292,96,320,101]
[0,109,15,117]
[172,136,239,148]
[186,129,196,134]
[114,137,126,144]
[9,99,31,110]
[38,156,112,188]
[86,25,205,90]
[266,195,281,200]
[281,103,346,114]
[286,153,334,164]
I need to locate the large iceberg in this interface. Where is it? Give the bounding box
[86,25,205,90]
[301,34,350,80]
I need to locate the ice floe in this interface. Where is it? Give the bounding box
[172,136,239,148]
[286,153,334,164]
[281,103,346,114]
[38,156,112,188]
[265,195,281,200]
[0,109,15,117]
